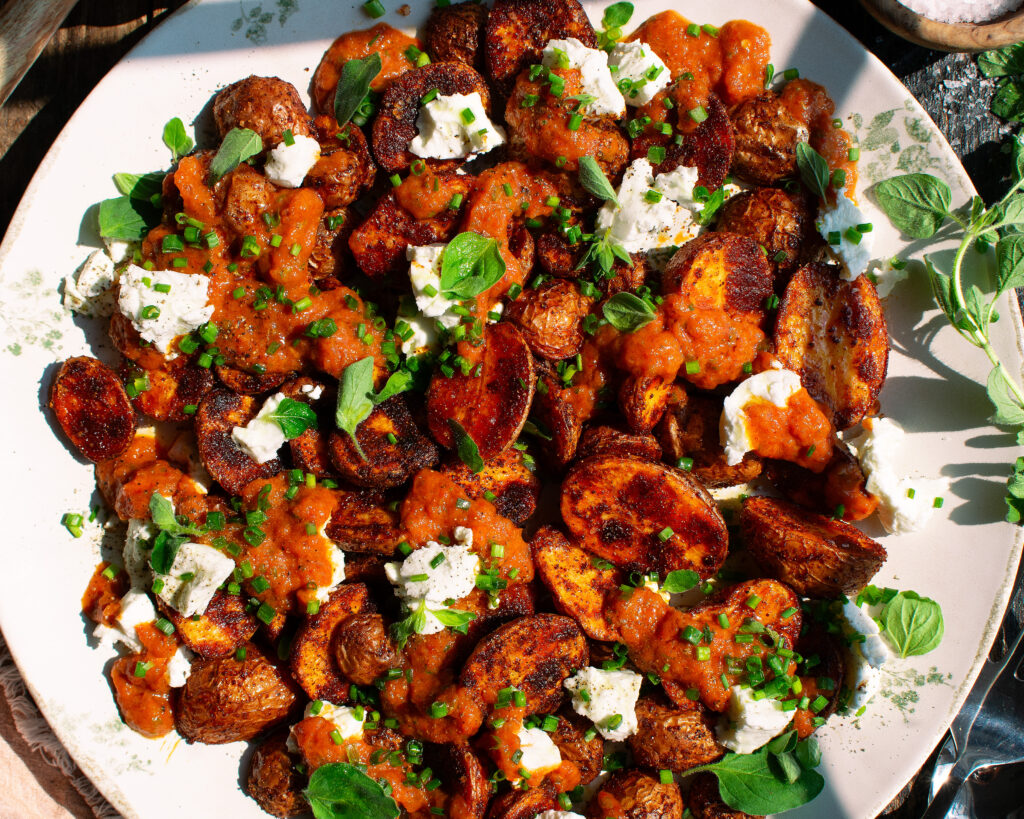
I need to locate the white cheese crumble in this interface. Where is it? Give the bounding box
[231,392,289,464]
[720,369,804,466]
[264,134,321,188]
[654,164,702,209]
[563,667,643,741]
[849,417,947,534]
[314,541,348,604]
[104,238,132,263]
[97,588,157,653]
[516,727,562,776]
[596,158,699,253]
[817,190,875,281]
[542,38,625,117]
[307,701,366,740]
[716,685,792,754]
[122,518,157,591]
[840,600,895,711]
[64,250,119,317]
[608,41,671,106]
[397,295,441,356]
[384,527,480,635]
[117,265,214,355]
[409,92,506,160]
[867,257,910,298]
[300,383,324,401]
[407,244,461,330]
[156,541,235,618]
[167,645,194,688]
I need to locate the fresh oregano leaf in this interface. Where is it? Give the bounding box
[373,368,415,405]
[602,292,655,332]
[689,748,825,815]
[439,232,507,300]
[979,43,1024,77]
[98,194,161,241]
[661,569,700,594]
[148,493,200,575]
[771,751,802,785]
[304,762,400,819]
[162,117,194,162]
[448,419,484,473]
[795,141,830,199]
[391,600,428,649]
[992,78,1024,122]
[149,530,186,576]
[922,257,957,326]
[1012,132,1024,184]
[267,397,318,439]
[431,607,477,633]
[113,171,164,203]
[209,127,263,184]
[1005,456,1024,523]
[986,364,1024,426]
[578,156,620,206]
[996,234,1024,293]
[880,591,944,658]
[335,356,376,458]
[602,2,634,29]
[795,737,822,770]
[334,53,382,128]
[873,173,951,239]
[765,730,798,756]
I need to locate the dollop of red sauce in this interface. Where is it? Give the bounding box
[396,170,467,220]
[485,706,581,792]
[82,562,129,627]
[312,23,421,111]
[743,389,834,471]
[780,78,858,196]
[110,623,179,739]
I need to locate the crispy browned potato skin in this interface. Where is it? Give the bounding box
[716,188,809,276]
[372,62,492,173]
[551,707,605,782]
[656,387,762,489]
[588,768,684,819]
[213,76,313,150]
[426,1,489,68]
[459,613,587,712]
[774,262,889,430]
[124,357,215,422]
[765,439,879,522]
[159,590,258,659]
[531,526,623,642]
[51,357,136,462]
[561,454,728,578]
[176,645,298,744]
[332,612,400,686]
[740,496,887,597]
[328,395,439,489]
[325,490,405,555]
[306,117,376,210]
[218,162,276,241]
[504,278,594,361]
[628,697,724,774]
[439,448,540,525]
[308,206,353,280]
[246,729,306,818]
[487,783,559,819]
[195,390,282,495]
[485,0,597,90]
[663,232,773,320]
[729,92,809,185]
[688,773,759,819]
[427,743,492,819]
[618,374,673,434]
[578,425,662,462]
[532,359,587,468]
[214,363,288,396]
[427,322,535,460]
[290,584,375,701]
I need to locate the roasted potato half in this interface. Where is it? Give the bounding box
[194,390,282,495]
[332,611,401,687]
[51,357,136,462]
[426,743,492,819]
[765,439,878,522]
[306,116,376,210]
[159,589,258,659]
[531,359,587,468]
[561,455,728,578]
[628,697,724,774]
[176,645,298,744]
[440,448,540,525]
[460,613,587,713]
[740,496,887,597]
[425,1,488,68]
[687,773,757,819]
[577,425,662,462]
[504,278,594,361]
[128,357,215,422]
[588,768,684,819]
[729,92,809,186]
[427,322,535,460]
[212,75,313,150]
[716,188,809,276]
[618,374,673,434]
[551,708,605,782]
[325,490,405,555]
[246,729,306,818]
[774,262,889,430]
[487,784,559,819]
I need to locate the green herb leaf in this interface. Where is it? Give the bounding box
[98,194,161,241]
[448,419,484,473]
[979,43,1024,77]
[690,748,825,815]
[431,607,477,633]
[209,127,263,184]
[986,364,1024,426]
[334,53,383,127]
[771,751,802,785]
[872,173,952,239]
[696,185,726,226]
[150,529,186,575]
[162,117,194,162]
[661,569,700,594]
[922,257,957,326]
[373,368,415,405]
[992,78,1024,121]
[147,493,200,575]
[996,235,1024,293]
[880,591,944,658]
[335,356,376,458]
[391,600,427,649]
[439,232,507,300]
[267,397,318,439]
[1011,132,1024,184]
[795,737,821,770]
[305,762,400,819]
[765,730,798,756]
[149,493,179,532]
[602,292,655,332]
[602,2,634,29]
[113,171,164,202]
[1005,456,1024,523]
[578,156,620,206]
[795,141,830,199]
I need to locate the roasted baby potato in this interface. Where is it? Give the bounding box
[212,76,313,150]
[551,708,605,782]
[561,454,729,578]
[427,322,535,460]
[246,729,306,818]
[588,768,684,819]
[290,584,375,701]
[425,1,488,68]
[195,390,282,495]
[460,613,587,712]
[439,448,540,525]
[426,743,492,819]
[306,117,376,210]
[372,62,492,173]
[328,395,439,489]
[332,611,400,686]
[716,188,809,275]
[531,359,587,468]
[774,262,889,429]
[628,697,724,774]
[51,356,136,462]
[504,278,595,361]
[531,526,623,642]
[618,374,673,434]
[687,773,756,819]
[159,589,258,659]
[214,364,288,396]
[729,92,809,185]
[577,425,661,462]
[325,490,405,555]
[218,161,276,240]
[127,357,215,422]
[740,496,887,597]
[289,428,336,478]
[484,0,597,90]
[487,784,559,818]
[176,645,298,744]
[765,439,878,522]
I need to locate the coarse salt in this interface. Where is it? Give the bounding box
[897,0,1022,24]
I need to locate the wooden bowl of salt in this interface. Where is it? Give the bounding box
[861,0,1024,51]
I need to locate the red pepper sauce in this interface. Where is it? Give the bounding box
[780,78,858,196]
[742,390,834,471]
[110,623,179,739]
[82,562,128,627]
[484,706,581,792]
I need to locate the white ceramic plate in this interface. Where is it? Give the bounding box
[0,1,1021,816]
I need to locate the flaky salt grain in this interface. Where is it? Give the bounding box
[898,0,1022,23]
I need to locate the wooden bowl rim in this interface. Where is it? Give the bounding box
[860,0,1024,52]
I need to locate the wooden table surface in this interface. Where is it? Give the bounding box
[0,1,1022,817]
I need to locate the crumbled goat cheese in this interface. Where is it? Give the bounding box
[536,812,586,819]
[231,392,289,464]
[516,726,562,776]
[542,38,625,117]
[308,701,366,740]
[122,518,157,590]
[867,257,910,297]
[117,265,213,355]
[817,190,875,281]
[840,600,896,711]
[64,250,118,317]
[264,134,321,188]
[166,645,194,688]
[564,667,643,741]
[314,540,348,604]
[407,244,461,330]
[720,369,804,465]
[155,541,235,617]
[608,41,671,106]
[716,685,792,754]
[410,92,505,159]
